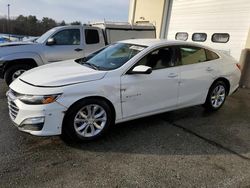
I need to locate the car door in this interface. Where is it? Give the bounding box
[83,28,105,56]
[177,46,219,107]
[42,28,84,63]
[121,46,180,118]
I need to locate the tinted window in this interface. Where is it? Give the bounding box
[212,33,230,43]
[179,47,206,65]
[85,29,100,44]
[192,33,207,42]
[76,47,107,63]
[85,43,146,70]
[175,32,188,41]
[206,49,219,61]
[53,29,80,45]
[136,47,176,70]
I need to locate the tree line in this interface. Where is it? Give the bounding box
[0,15,81,36]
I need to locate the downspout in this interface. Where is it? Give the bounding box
[129,0,137,24]
[160,0,173,39]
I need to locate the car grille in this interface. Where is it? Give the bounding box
[8,100,19,120]
[7,90,19,120]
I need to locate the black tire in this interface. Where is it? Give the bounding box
[204,81,228,111]
[62,98,114,142]
[4,64,34,85]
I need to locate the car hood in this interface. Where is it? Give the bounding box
[0,42,39,58]
[18,60,107,87]
[0,41,34,47]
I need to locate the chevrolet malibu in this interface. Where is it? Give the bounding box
[7,39,241,141]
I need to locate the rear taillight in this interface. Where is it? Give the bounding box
[236,63,241,71]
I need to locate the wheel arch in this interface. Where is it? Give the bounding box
[3,58,38,74]
[64,96,116,122]
[211,77,230,95]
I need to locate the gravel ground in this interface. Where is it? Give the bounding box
[0,80,249,188]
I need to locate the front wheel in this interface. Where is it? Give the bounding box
[62,99,113,142]
[4,64,34,85]
[204,81,227,111]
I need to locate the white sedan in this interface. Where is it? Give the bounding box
[7,39,241,141]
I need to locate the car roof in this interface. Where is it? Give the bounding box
[118,39,211,49]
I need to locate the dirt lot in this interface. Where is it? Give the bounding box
[0,80,250,188]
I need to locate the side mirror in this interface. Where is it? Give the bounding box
[130,65,152,74]
[46,38,56,45]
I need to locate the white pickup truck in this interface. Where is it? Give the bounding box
[0,22,155,85]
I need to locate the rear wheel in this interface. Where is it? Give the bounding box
[62,99,113,142]
[4,64,34,85]
[204,81,227,111]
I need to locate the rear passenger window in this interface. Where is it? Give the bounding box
[206,49,219,61]
[85,29,100,44]
[179,47,206,65]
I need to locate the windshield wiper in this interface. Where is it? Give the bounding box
[82,62,99,70]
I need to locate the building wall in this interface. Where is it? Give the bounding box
[167,0,250,60]
[128,0,166,38]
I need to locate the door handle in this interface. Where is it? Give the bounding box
[206,67,214,72]
[74,48,83,52]
[168,73,178,78]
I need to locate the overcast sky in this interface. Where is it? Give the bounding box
[0,0,130,23]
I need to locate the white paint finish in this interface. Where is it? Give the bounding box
[8,95,67,136]
[121,67,179,118]
[8,39,241,136]
[167,0,250,60]
[19,60,106,87]
[131,65,152,73]
[178,60,218,107]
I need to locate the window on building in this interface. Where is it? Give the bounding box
[212,33,230,43]
[53,29,80,45]
[192,33,207,42]
[206,49,219,61]
[179,46,207,65]
[85,29,100,44]
[175,32,188,41]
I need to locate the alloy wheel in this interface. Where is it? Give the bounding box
[210,85,226,108]
[73,104,107,137]
[12,69,26,81]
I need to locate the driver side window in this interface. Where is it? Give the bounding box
[52,29,80,45]
[136,47,177,70]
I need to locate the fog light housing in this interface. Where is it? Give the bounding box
[20,117,45,131]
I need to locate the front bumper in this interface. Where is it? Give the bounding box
[7,91,67,136]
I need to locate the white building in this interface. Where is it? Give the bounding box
[129,0,250,61]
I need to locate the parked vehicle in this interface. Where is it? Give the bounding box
[0,22,156,85]
[23,37,39,43]
[7,39,241,142]
[0,37,11,43]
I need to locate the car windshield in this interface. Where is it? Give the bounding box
[80,43,146,70]
[36,28,57,43]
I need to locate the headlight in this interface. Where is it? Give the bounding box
[18,94,62,105]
